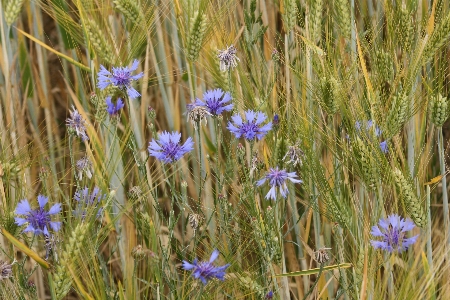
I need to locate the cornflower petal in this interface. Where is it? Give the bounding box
[15,200,31,215]
[48,203,62,215]
[148,131,194,164]
[37,195,48,208]
[228,110,272,141]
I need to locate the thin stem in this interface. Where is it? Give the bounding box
[438,127,449,246]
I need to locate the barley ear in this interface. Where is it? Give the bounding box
[5,0,25,25]
[429,93,449,127]
[392,168,426,227]
[186,11,208,62]
[334,0,351,38]
[53,224,88,299]
[85,19,115,64]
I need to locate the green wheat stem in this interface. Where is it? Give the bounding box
[437,127,449,246]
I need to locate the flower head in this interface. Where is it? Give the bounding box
[370,214,419,253]
[66,106,89,141]
[186,103,211,129]
[227,110,273,141]
[265,291,274,299]
[257,167,302,200]
[283,144,305,167]
[217,45,240,72]
[194,89,233,116]
[106,97,125,116]
[76,156,93,180]
[148,131,194,164]
[0,260,13,280]
[15,195,62,235]
[182,249,230,285]
[73,187,105,219]
[97,59,144,99]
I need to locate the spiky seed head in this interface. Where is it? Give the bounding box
[186,11,208,62]
[430,93,449,127]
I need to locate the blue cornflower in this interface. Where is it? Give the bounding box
[15,195,62,235]
[194,89,233,116]
[257,167,302,200]
[227,110,273,140]
[355,120,388,153]
[97,59,144,99]
[265,291,274,299]
[73,187,105,219]
[148,131,194,164]
[106,97,125,116]
[66,106,89,141]
[182,249,230,285]
[370,214,419,253]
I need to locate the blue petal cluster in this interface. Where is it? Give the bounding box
[148,131,194,164]
[106,97,125,116]
[73,187,105,219]
[227,110,273,140]
[66,106,89,141]
[194,89,233,116]
[370,214,419,253]
[182,249,230,285]
[98,59,144,99]
[15,195,62,235]
[257,167,302,200]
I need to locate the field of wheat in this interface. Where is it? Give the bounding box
[1,0,450,299]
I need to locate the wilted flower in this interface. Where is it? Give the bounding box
[186,103,211,129]
[194,89,233,116]
[97,59,144,99]
[314,247,331,264]
[370,214,419,253]
[128,186,143,200]
[148,131,194,164]
[283,144,305,167]
[73,186,105,219]
[147,106,156,119]
[217,45,240,72]
[188,213,203,234]
[66,106,89,141]
[76,156,93,180]
[106,97,125,116]
[15,195,62,235]
[0,260,13,280]
[227,110,273,141]
[256,167,302,200]
[182,249,230,285]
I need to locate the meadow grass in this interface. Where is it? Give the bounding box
[1,0,450,299]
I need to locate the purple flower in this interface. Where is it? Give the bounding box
[182,249,230,285]
[106,97,125,116]
[148,131,194,164]
[217,45,240,72]
[76,156,93,180]
[265,291,274,299]
[227,110,273,140]
[194,89,233,116]
[379,140,388,153]
[66,106,89,141]
[256,167,302,200]
[370,214,419,253]
[0,260,13,280]
[73,187,105,219]
[97,59,144,99]
[15,195,62,235]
